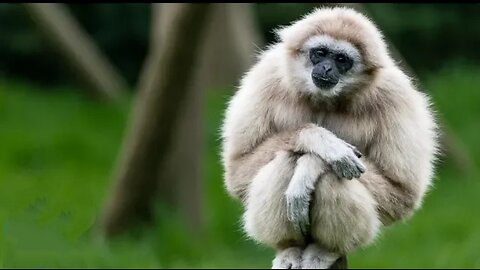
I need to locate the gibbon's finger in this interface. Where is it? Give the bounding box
[331,160,345,180]
[347,155,365,176]
[286,192,311,235]
[345,142,363,158]
[289,207,309,236]
[353,148,363,158]
[353,158,367,174]
[345,156,366,180]
[333,158,356,180]
[352,165,362,179]
[347,161,361,179]
[298,212,310,237]
[356,163,366,175]
[343,163,354,180]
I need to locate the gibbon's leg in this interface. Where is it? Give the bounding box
[245,151,330,269]
[243,150,305,248]
[309,171,381,258]
[242,150,306,268]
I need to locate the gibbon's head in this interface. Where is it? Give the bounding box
[276,7,393,99]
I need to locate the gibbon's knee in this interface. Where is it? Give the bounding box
[310,173,381,254]
[243,151,306,249]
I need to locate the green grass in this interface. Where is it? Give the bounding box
[1,64,480,268]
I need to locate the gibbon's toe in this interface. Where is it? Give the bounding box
[272,247,303,269]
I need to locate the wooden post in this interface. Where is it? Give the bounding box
[194,3,264,89]
[152,3,205,232]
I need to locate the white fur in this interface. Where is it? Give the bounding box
[287,154,326,196]
[295,124,362,165]
[285,154,326,234]
[272,247,303,269]
[242,151,304,248]
[222,6,439,268]
[301,243,341,269]
[310,171,381,253]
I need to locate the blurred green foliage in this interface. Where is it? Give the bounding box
[1,63,480,267]
[0,3,479,88]
[365,3,480,76]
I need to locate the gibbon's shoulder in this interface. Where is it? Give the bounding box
[369,66,435,123]
[235,44,288,97]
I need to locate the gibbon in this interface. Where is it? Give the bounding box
[221,7,439,269]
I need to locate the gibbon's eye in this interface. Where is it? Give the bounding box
[335,53,353,73]
[314,48,328,57]
[336,53,347,63]
[309,48,328,64]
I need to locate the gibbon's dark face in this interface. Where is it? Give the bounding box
[309,46,354,89]
[292,34,363,98]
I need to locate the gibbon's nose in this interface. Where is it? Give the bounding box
[322,62,333,74]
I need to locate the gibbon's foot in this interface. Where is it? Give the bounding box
[272,247,303,269]
[301,243,340,269]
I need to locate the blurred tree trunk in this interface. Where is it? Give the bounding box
[155,3,262,90]
[99,3,262,237]
[197,3,264,89]
[22,3,128,102]
[152,3,204,233]
[99,3,211,237]
[150,3,264,232]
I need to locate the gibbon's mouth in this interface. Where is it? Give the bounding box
[312,76,338,90]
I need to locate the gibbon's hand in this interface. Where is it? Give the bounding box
[297,125,366,180]
[330,142,366,180]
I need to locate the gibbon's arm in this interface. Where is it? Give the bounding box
[301,88,438,255]
[222,118,366,203]
[222,122,366,201]
[222,127,299,202]
[353,90,437,226]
